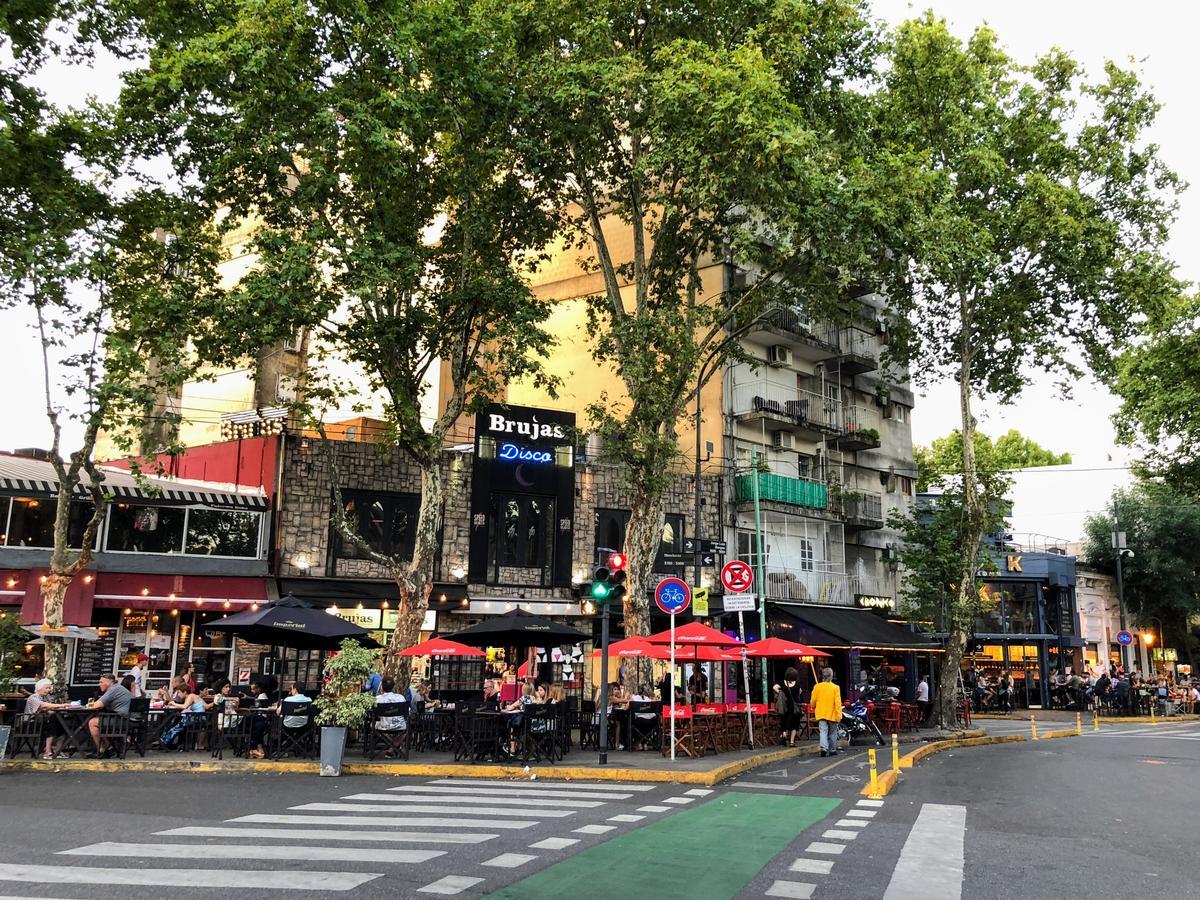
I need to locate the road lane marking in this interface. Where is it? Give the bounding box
[789,859,834,875]
[429,779,649,792]
[417,875,485,895]
[834,819,869,828]
[483,853,537,868]
[822,830,859,840]
[60,843,443,864]
[883,803,966,900]
[804,842,845,855]
[157,826,495,843]
[0,865,379,891]
[389,785,633,801]
[290,802,575,817]
[766,881,816,899]
[608,814,644,823]
[857,799,885,807]
[846,809,876,818]
[685,789,714,796]
[341,792,603,809]
[662,797,694,804]
[529,838,579,850]
[572,824,616,834]
[730,782,795,791]
[638,805,671,812]
[232,814,535,829]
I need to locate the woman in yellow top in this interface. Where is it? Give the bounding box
[809,667,843,757]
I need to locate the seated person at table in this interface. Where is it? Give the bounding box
[154,676,188,706]
[503,682,535,755]
[246,681,274,758]
[164,686,213,750]
[547,685,564,705]
[482,679,501,710]
[86,673,132,758]
[628,685,657,750]
[26,678,69,759]
[534,683,549,703]
[374,677,408,758]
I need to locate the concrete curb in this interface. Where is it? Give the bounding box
[861,733,1027,799]
[1,744,813,787]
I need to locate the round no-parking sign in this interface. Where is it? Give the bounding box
[721,560,754,593]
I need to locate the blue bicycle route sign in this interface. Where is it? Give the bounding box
[655,577,691,615]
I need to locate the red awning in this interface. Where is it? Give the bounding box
[7,568,96,626]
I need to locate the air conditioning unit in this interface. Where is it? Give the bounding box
[275,373,298,404]
[772,431,795,450]
[767,345,793,367]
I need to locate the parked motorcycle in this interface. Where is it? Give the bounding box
[837,700,886,746]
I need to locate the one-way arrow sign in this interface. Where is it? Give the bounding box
[684,537,727,555]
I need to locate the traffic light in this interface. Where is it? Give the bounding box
[588,552,627,604]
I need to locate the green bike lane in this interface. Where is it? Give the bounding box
[486,793,842,899]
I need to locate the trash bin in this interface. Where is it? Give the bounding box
[319,725,347,776]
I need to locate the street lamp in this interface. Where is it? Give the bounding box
[1111,529,1133,673]
[1145,615,1164,674]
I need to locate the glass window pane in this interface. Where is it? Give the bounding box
[185,508,260,557]
[66,502,97,550]
[502,499,520,565]
[7,497,54,547]
[105,504,186,553]
[0,496,10,544]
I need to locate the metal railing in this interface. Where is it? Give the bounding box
[762,306,840,348]
[837,328,878,362]
[841,404,881,436]
[754,565,853,605]
[731,382,841,431]
[841,491,884,524]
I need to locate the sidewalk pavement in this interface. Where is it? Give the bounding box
[2,727,980,785]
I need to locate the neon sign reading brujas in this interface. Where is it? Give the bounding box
[498,443,553,464]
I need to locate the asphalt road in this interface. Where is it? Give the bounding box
[1,722,1193,899]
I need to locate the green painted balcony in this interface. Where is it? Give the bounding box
[735,473,828,510]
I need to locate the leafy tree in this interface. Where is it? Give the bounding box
[112,0,562,685]
[1083,481,1200,669]
[1110,293,1200,492]
[1,9,232,689]
[915,429,1072,492]
[0,613,26,696]
[879,15,1181,727]
[500,0,909,669]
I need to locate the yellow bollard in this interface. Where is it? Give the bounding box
[868,748,881,798]
[1151,704,1157,725]
[1093,711,1099,732]
[1030,715,1038,741]
[1076,712,1082,736]
[892,733,900,771]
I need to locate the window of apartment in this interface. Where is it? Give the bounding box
[336,489,420,561]
[594,508,685,570]
[105,504,187,554]
[3,498,96,549]
[737,531,763,570]
[797,538,815,572]
[897,476,913,496]
[885,402,909,423]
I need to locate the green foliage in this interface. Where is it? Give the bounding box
[1111,293,1200,493]
[1082,481,1200,665]
[915,430,1072,492]
[315,639,378,729]
[0,614,26,696]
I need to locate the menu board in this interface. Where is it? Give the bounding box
[72,627,118,687]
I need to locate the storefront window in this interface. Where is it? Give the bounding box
[495,495,554,567]
[596,508,684,570]
[189,610,233,686]
[4,498,95,548]
[118,608,178,684]
[106,504,186,554]
[184,508,261,557]
[1005,583,1040,634]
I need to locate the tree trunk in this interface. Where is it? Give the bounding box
[383,461,444,690]
[40,574,70,696]
[621,480,666,696]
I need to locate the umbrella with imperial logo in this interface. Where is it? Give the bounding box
[204,595,381,650]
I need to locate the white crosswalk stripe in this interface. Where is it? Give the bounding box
[291,801,578,817]
[3,776,660,897]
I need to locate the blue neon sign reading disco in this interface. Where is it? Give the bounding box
[498,443,553,464]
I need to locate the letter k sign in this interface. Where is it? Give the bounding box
[1006,555,1023,572]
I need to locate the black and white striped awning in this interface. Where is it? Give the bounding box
[0,455,269,511]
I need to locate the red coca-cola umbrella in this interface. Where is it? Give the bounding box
[645,621,744,647]
[590,639,741,661]
[744,637,830,659]
[396,637,485,658]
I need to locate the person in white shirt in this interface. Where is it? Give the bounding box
[126,655,148,698]
[916,674,930,721]
[375,677,409,758]
[280,684,312,728]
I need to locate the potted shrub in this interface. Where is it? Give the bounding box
[315,638,377,776]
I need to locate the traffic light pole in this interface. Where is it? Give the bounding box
[597,600,611,766]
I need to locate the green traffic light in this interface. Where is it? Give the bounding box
[590,581,611,600]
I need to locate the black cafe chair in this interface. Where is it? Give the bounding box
[126,698,151,757]
[364,702,410,760]
[275,700,317,759]
[94,711,130,759]
[7,713,42,758]
[524,704,560,763]
[214,704,255,759]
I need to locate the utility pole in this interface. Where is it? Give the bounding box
[751,446,768,702]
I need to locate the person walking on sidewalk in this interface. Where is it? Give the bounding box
[811,667,843,757]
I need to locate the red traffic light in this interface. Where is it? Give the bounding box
[608,552,627,571]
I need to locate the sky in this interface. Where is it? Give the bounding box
[2,1,1196,542]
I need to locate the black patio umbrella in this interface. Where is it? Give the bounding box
[204,595,382,650]
[450,608,589,648]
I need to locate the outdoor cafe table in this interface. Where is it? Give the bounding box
[52,707,97,755]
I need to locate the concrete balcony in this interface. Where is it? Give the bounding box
[832,404,882,451]
[746,306,841,362]
[840,491,885,530]
[731,383,842,439]
[757,565,853,605]
[833,328,879,376]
